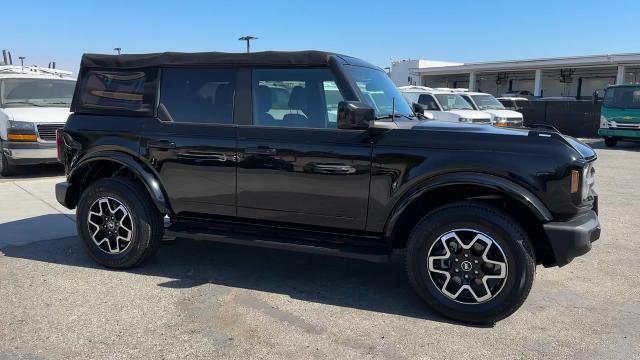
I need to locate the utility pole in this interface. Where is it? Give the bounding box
[114,47,122,55]
[238,36,258,53]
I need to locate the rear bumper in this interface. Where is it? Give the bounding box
[55,181,75,209]
[3,141,58,164]
[543,210,600,267]
[598,128,640,139]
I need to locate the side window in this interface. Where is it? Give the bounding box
[252,68,343,128]
[159,68,236,124]
[461,95,475,108]
[76,69,156,115]
[418,94,440,111]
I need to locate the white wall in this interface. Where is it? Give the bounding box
[390,59,463,87]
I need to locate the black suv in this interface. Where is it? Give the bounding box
[56,51,600,323]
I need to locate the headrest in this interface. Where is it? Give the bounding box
[256,85,272,112]
[288,86,307,110]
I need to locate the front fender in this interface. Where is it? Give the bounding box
[384,172,553,239]
[68,151,171,214]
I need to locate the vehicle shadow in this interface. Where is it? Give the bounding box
[0,214,489,327]
[0,163,64,179]
[586,138,640,152]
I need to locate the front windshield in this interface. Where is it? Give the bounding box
[346,66,413,118]
[470,94,505,110]
[603,87,640,109]
[434,94,473,110]
[1,79,76,107]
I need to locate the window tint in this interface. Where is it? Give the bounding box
[77,69,156,114]
[252,68,343,128]
[418,94,440,111]
[160,68,236,124]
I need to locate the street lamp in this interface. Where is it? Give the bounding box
[238,36,258,53]
[114,47,122,55]
[18,56,25,69]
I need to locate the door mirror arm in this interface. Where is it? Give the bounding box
[337,101,375,130]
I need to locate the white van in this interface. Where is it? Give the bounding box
[457,92,524,127]
[0,64,75,176]
[398,86,491,124]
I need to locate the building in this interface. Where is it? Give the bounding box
[391,53,640,99]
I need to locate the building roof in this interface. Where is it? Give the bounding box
[411,52,640,75]
[80,50,340,69]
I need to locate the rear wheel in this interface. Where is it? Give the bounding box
[76,177,164,268]
[604,137,618,147]
[406,202,535,324]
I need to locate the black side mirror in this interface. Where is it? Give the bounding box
[337,101,374,130]
[412,102,425,115]
[592,92,599,104]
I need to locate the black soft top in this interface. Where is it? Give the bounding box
[80,50,339,69]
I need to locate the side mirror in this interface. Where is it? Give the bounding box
[337,101,374,130]
[412,102,425,114]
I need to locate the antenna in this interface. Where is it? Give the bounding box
[392,96,396,121]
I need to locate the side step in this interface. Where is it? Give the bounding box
[165,224,391,263]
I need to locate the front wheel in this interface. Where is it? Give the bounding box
[406,202,535,324]
[0,141,16,177]
[604,137,618,147]
[76,177,164,268]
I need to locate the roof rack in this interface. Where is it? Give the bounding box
[0,65,72,77]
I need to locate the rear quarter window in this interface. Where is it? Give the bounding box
[74,69,157,115]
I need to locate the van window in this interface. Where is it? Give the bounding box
[159,68,236,124]
[76,69,156,115]
[418,94,440,111]
[252,68,343,128]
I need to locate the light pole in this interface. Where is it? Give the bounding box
[114,47,122,55]
[18,56,25,70]
[238,36,258,53]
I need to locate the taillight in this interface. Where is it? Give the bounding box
[56,129,63,162]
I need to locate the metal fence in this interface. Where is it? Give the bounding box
[516,101,601,138]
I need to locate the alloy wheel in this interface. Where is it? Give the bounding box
[427,229,508,304]
[87,197,134,254]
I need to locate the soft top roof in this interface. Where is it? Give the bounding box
[80,50,339,69]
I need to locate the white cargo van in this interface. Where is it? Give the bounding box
[398,86,491,124]
[458,92,524,127]
[0,63,75,175]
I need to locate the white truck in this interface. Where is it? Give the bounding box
[0,63,75,176]
[398,86,491,124]
[457,91,524,127]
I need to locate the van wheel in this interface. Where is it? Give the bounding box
[0,142,16,177]
[76,177,164,269]
[406,202,535,324]
[604,137,618,147]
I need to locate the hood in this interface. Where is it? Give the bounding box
[1,107,71,124]
[482,109,523,119]
[408,120,595,160]
[447,109,492,120]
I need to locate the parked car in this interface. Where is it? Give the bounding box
[497,97,528,111]
[501,90,534,100]
[597,84,640,147]
[458,92,524,127]
[398,86,491,124]
[0,64,75,175]
[56,50,600,324]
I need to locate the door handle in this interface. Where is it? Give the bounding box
[177,151,229,162]
[311,163,356,174]
[245,146,277,156]
[148,140,176,149]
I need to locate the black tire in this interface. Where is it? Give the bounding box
[604,137,618,148]
[76,177,164,268]
[0,141,16,177]
[406,201,535,324]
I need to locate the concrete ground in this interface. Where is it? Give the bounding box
[0,140,638,359]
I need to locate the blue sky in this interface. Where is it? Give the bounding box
[3,0,638,74]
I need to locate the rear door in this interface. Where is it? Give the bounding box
[236,68,372,230]
[142,68,238,217]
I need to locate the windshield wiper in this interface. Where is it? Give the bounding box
[375,113,413,121]
[3,101,45,107]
